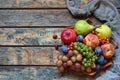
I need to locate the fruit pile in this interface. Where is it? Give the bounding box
[53,19,118,76]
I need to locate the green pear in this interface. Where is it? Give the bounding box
[74,20,94,35]
[95,25,112,39]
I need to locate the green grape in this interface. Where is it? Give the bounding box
[74,45,77,49]
[83,58,87,62]
[89,59,92,62]
[74,42,77,47]
[95,55,98,60]
[83,52,86,56]
[92,58,95,62]
[87,63,91,67]
[78,47,81,51]
[89,53,94,57]
[82,61,84,64]
[84,63,88,67]
[81,49,84,52]
[88,47,92,51]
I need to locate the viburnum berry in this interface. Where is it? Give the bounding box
[54,44,59,50]
[53,34,58,39]
[82,39,86,43]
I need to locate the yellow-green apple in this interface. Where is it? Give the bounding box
[61,28,76,44]
[101,43,115,59]
[95,25,112,39]
[85,33,99,49]
[74,20,94,35]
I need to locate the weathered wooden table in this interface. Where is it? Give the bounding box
[0,0,120,80]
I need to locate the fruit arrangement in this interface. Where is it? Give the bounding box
[53,18,118,76]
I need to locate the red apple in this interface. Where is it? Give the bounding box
[101,43,115,59]
[61,28,76,44]
[85,33,99,49]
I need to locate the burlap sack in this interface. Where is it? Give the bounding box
[67,0,120,80]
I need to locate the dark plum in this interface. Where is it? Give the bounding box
[76,35,84,42]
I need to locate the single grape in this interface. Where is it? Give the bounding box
[67,60,73,66]
[78,47,81,51]
[81,49,84,52]
[58,66,64,73]
[74,45,77,49]
[88,47,92,51]
[82,52,86,56]
[73,50,79,55]
[75,63,81,69]
[57,55,63,60]
[62,56,69,62]
[67,50,74,57]
[84,63,88,67]
[76,54,83,62]
[74,42,77,46]
[56,60,63,67]
[83,58,87,62]
[71,56,76,63]
[63,62,67,69]
[86,67,92,73]
[91,63,96,68]
[92,58,95,62]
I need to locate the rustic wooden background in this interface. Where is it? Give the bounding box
[0,0,120,80]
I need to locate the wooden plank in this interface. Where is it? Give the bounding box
[0,28,64,45]
[0,10,77,26]
[0,47,60,65]
[0,0,91,8]
[0,0,120,9]
[0,66,95,80]
[0,10,102,27]
[0,0,66,8]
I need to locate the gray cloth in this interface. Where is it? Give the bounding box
[67,0,120,80]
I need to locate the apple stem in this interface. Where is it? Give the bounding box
[66,33,70,37]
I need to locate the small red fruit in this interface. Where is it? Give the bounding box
[54,44,59,50]
[53,34,58,39]
[82,39,86,43]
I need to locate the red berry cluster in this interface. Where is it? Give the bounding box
[99,38,110,45]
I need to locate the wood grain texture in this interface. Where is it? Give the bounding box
[0,0,66,8]
[0,0,120,9]
[0,47,61,65]
[0,28,64,45]
[0,9,102,27]
[0,0,91,9]
[0,66,95,80]
[0,10,77,26]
